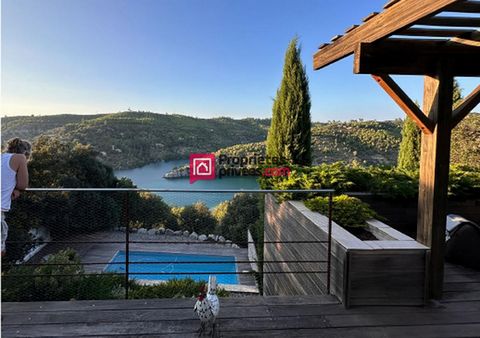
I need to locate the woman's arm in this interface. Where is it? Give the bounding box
[11,154,29,190]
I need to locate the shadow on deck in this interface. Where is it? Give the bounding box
[2,263,480,337]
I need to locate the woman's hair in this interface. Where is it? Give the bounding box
[5,138,32,157]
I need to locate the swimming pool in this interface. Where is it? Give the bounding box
[104,250,239,285]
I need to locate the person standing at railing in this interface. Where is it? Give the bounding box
[1,138,31,256]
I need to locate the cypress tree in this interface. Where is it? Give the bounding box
[397,116,421,172]
[266,37,312,165]
[453,79,463,108]
[397,80,463,172]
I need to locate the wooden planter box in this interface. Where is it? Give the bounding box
[263,194,428,307]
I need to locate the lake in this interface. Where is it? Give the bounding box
[115,160,259,207]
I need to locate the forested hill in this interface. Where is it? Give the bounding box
[1,111,270,169]
[2,111,479,169]
[215,113,480,168]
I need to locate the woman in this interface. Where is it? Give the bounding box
[1,138,31,256]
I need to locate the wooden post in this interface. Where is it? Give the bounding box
[417,66,453,300]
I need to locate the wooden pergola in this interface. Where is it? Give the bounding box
[313,0,480,299]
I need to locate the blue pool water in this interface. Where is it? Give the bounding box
[105,250,239,285]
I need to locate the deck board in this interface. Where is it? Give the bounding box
[2,263,480,337]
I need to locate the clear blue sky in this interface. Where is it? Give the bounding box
[2,0,478,122]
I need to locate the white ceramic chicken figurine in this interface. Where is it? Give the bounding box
[193,276,220,337]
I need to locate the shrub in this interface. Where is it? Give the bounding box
[215,193,260,246]
[448,165,480,199]
[172,202,217,234]
[128,278,229,299]
[304,195,377,228]
[2,249,125,302]
[2,250,230,302]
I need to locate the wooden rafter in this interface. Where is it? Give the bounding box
[445,0,480,13]
[416,16,480,27]
[397,27,474,37]
[371,74,434,134]
[313,0,461,70]
[451,84,480,128]
[354,40,480,76]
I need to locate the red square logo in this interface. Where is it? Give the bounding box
[189,153,216,184]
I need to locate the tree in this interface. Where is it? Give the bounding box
[216,193,260,246]
[397,117,421,172]
[172,202,217,234]
[266,37,312,165]
[453,79,463,109]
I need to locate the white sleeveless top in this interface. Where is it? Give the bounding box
[1,153,17,211]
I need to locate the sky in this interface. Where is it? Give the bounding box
[1,0,478,122]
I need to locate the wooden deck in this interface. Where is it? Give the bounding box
[2,263,480,337]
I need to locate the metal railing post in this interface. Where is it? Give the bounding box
[327,191,333,295]
[124,191,130,300]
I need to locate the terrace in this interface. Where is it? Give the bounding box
[2,263,480,337]
[2,0,480,336]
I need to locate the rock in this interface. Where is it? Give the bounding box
[199,234,207,241]
[157,227,166,234]
[174,230,183,236]
[208,234,216,240]
[165,229,174,236]
[147,229,156,236]
[130,228,138,233]
[189,232,198,240]
[218,236,225,242]
[183,230,189,237]
[232,244,240,249]
[225,240,232,247]
[138,228,147,234]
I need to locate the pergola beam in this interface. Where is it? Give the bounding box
[451,85,480,128]
[354,40,480,76]
[371,74,434,134]
[445,0,480,13]
[313,0,461,70]
[416,16,480,27]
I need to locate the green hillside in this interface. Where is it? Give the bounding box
[2,111,270,169]
[216,114,480,168]
[2,111,479,169]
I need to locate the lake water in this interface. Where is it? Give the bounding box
[115,160,259,207]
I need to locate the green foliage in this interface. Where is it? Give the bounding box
[397,117,421,173]
[260,162,418,200]
[260,162,480,201]
[311,119,402,166]
[305,195,377,229]
[28,136,117,188]
[215,193,261,246]
[451,114,480,169]
[266,37,312,165]
[2,250,230,302]
[128,278,228,299]
[448,165,480,199]
[453,79,463,109]
[128,192,177,229]
[172,202,217,233]
[212,200,230,224]
[2,249,125,302]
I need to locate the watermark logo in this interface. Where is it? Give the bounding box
[187,153,290,184]
[189,153,216,184]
